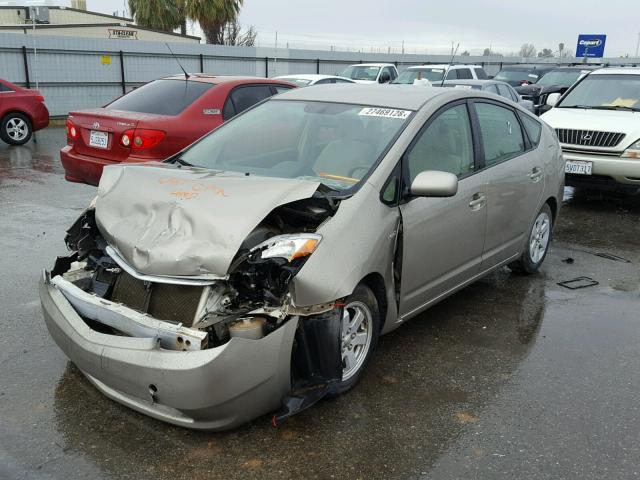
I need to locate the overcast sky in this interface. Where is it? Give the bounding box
[86,0,639,57]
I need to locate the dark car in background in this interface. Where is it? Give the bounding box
[0,78,49,145]
[61,75,295,186]
[493,65,555,87]
[517,66,597,115]
[440,79,534,112]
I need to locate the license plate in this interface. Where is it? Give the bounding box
[565,160,592,175]
[89,130,108,149]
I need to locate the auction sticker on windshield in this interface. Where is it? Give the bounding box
[359,107,411,119]
[565,160,592,175]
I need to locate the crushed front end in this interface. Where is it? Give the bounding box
[41,177,344,429]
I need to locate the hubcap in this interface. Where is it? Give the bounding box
[6,117,28,141]
[341,301,373,381]
[529,212,550,264]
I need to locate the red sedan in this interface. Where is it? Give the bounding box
[61,75,295,186]
[0,78,49,145]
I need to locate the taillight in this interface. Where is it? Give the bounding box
[66,118,77,142]
[120,128,165,149]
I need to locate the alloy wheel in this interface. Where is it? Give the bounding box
[6,117,29,142]
[529,211,551,264]
[341,300,373,381]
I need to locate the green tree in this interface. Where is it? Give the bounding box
[185,0,243,44]
[128,0,184,33]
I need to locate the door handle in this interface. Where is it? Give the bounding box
[530,167,543,182]
[469,192,486,211]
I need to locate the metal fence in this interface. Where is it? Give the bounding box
[1,32,638,117]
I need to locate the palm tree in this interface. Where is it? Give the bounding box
[184,0,243,44]
[128,0,184,33]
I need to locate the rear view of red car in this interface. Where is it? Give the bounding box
[61,75,295,186]
[0,78,49,145]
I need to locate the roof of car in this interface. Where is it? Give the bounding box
[442,79,508,86]
[407,64,483,69]
[161,74,292,85]
[274,74,353,81]
[348,63,396,67]
[549,66,598,71]
[590,67,640,75]
[498,65,556,71]
[273,83,452,110]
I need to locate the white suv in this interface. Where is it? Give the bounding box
[541,68,640,194]
[339,63,399,84]
[392,64,488,85]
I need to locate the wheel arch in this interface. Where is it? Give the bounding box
[545,196,558,224]
[358,272,388,333]
[1,109,33,126]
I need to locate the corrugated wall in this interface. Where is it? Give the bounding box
[0,32,631,117]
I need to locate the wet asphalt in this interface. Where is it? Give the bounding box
[1,128,640,480]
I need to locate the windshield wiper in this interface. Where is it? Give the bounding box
[559,105,594,109]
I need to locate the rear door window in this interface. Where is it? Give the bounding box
[485,84,500,95]
[0,83,13,92]
[474,68,488,79]
[497,84,514,100]
[106,79,213,115]
[456,68,473,80]
[475,102,525,166]
[227,85,274,118]
[446,69,459,80]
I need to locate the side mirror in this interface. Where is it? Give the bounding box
[410,171,458,197]
[379,73,391,84]
[546,92,561,107]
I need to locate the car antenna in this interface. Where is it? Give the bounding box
[440,43,460,87]
[165,42,190,80]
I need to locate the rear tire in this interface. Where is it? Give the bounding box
[509,203,553,274]
[1,112,32,145]
[332,284,380,395]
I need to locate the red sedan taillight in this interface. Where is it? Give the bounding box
[66,118,78,143]
[120,129,165,149]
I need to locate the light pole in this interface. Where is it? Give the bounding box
[635,32,640,58]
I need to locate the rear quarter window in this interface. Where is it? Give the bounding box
[519,113,543,147]
[474,68,488,80]
[106,79,213,116]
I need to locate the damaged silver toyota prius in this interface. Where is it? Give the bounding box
[40,85,564,430]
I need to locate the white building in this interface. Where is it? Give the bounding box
[0,4,200,43]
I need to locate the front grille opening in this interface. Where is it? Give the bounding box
[109,271,203,326]
[556,129,625,148]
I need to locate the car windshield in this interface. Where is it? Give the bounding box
[178,100,413,191]
[279,78,312,87]
[536,70,583,88]
[106,79,213,115]
[393,68,446,83]
[559,74,640,110]
[494,69,540,83]
[340,66,381,81]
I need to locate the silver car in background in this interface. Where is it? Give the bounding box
[40,85,564,430]
[441,79,535,113]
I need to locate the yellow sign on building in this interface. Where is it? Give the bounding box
[101,55,111,65]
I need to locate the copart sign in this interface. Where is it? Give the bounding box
[576,34,606,58]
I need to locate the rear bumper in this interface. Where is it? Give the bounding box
[40,271,297,430]
[562,149,640,188]
[60,146,149,186]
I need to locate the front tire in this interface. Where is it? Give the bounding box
[333,284,380,395]
[510,203,553,274]
[1,113,32,145]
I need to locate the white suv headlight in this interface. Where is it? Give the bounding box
[621,139,640,159]
[252,234,322,262]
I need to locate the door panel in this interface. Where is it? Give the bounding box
[474,101,544,267]
[399,172,488,316]
[398,102,487,317]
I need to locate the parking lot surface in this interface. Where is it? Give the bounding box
[1,128,640,480]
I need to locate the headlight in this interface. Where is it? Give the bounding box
[622,139,640,158]
[252,234,322,262]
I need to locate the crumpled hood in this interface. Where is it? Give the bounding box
[95,162,321,278]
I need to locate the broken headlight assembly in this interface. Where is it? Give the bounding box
[252,233,322,262]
